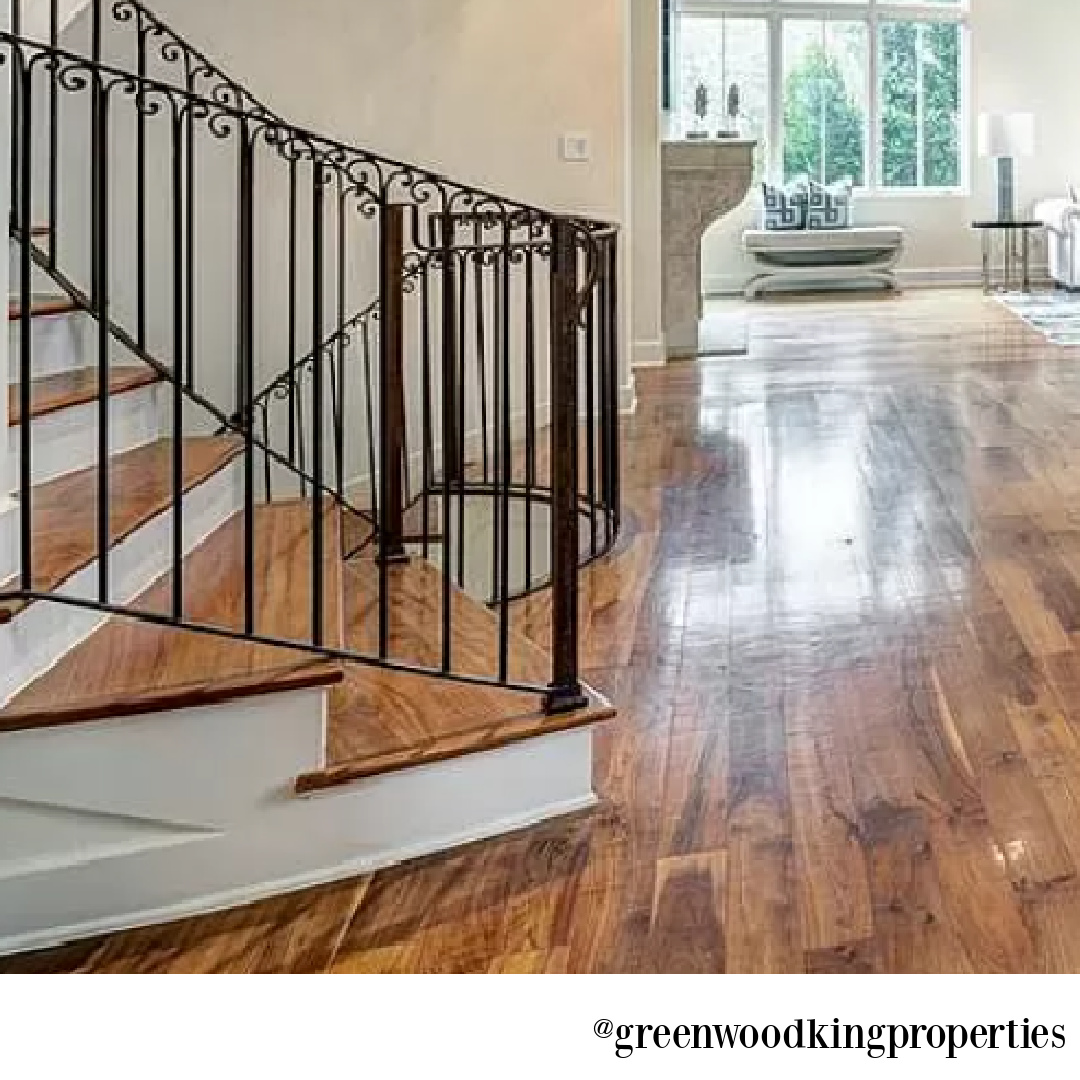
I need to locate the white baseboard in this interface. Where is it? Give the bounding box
[631,339,666,369]
[620,376,638,416]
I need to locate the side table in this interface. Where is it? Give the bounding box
[972,219,1042,293]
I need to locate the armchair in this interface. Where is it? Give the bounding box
[1035,198,1080,290]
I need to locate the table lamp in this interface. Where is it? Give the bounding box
[978,113,1035,222]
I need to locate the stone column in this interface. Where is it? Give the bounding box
[661,138,755,359]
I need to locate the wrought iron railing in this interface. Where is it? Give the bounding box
[2,0,620,712]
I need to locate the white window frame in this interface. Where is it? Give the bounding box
[672,0,971,196]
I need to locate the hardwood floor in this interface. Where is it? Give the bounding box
[298,557,613,791]
[9,287,1080,973]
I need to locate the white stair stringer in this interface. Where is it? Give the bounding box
[0,455,242,707]
[0,683,598,956]
[8,376,164,487]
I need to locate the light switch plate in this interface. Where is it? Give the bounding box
[560,133,592,163]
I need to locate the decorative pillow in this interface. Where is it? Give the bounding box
[762,180,808,231]
[807,178,855,230]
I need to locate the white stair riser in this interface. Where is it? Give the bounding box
[7,380,163,489]
[6,252,58,298]
[0,457,242,707]
[0,686,596,955]
[8,311,86,383]
[0,498,15,588]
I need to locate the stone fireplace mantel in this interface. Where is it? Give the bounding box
[662,138,756,359]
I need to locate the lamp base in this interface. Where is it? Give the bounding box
[996,157,1016,222]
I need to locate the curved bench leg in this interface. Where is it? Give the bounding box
[745,273,772,300]
[866,271,899,292]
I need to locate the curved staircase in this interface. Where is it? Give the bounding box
[0,1,619,955]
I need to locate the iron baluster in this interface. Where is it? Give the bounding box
[171,109,185,619]
[310,166,326,647]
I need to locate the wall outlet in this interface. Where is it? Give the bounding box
[560,133,592,163]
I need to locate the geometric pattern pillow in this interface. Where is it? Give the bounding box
[807,178,854,230]
[762,180,808,231]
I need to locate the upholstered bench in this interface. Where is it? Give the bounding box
[742,225,905,298]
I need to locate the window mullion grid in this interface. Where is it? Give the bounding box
[767,9,784,183]
[868,5,880,192]
[680,0,967,192]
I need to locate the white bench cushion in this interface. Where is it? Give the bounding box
[744,225,904,254]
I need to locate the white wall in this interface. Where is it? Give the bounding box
[630,0,664,368]
[152,0,633,404]
[153,0,627,225]
[33,0,635,500]
[701,0,1080,293]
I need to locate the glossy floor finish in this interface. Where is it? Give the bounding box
[10,288,1080,972]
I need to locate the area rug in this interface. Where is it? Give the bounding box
[997,292,1080,345]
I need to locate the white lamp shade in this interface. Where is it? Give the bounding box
[978,113,1035,159]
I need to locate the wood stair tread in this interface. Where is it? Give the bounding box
[0,436,243,623]
[8,365,161,427]
[8,295,81,321]
[296,692,614,793]
[296,556,615,791]
[0,500,344,732]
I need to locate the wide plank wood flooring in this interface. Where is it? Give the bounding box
[11,288,1080,972]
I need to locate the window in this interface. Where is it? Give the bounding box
[669,1,968,193]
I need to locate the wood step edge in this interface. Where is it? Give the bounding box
[0,658,344,736]
[8,296,81,321]
[8,365,162,428]
[295,685,616,795]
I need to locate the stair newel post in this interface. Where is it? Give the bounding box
[237,117,256,636]
[545,217,587,714]
[310,162,326,647]
[377,200,408,659]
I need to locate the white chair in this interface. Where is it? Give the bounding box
[1034,198,1080,290]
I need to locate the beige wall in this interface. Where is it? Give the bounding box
[151,0,627,228]
[149,0,634,403]
[702,0,1080,292]
[630,0,663,367]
